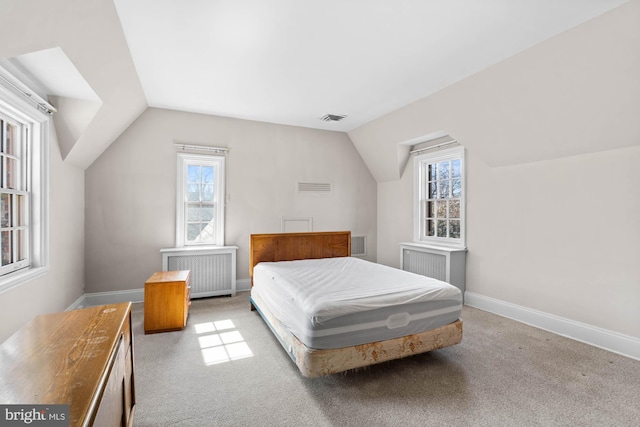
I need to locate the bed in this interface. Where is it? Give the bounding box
[249,231,463,378]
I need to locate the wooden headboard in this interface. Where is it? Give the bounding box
[250,231,351,285]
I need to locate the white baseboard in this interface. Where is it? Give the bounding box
[67,288,145,310]
[66,280,252,311]
[66,294,87,311]
[464,291,640,361]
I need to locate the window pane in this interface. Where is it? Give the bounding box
[1,230,11,265]
[439,180,449,198]
[452,179,462,197]
[200,206,214,222]
[202,184,214,202]
[187,184,200,201]
[16,229,25,262]
[437,220,447,237]
[6,157,16,190]
[438,161,450,180]
[425,200,435,218]
[1,193,9,227]
[187,165,201,183]
[198,223,215,242]
[426,220,435,237]
[449,200,460,219]
[451,159,461,178]
[187,205,200,221]
[4,122,16,156]
[187,205,215,222]
[428,163,436,181]
[436,200,447,218]
[187,221,217,243]
[16,195,25,226]
[202,166,214,183]
[450,220,461,239]
[429,181,437,198]
[187,223,204,241]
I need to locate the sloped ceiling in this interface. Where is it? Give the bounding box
[0,0,630,171]
[348,0,640,182]
[0,0,147,170]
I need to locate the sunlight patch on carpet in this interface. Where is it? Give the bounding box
[194,320,254,365]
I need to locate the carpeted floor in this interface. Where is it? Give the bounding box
[131,293,639,426]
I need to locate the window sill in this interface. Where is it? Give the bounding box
[161,245,239,254]
[0,266,49,295]
[401,242,467,252]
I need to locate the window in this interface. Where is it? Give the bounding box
[414,146,465,247]
[0,114,29,275]
[176,153,225,246]
[0,71,50,292]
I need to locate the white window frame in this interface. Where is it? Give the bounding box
[0,74,50,293]
[0,113,30,275]
[413,146,465,248]
[176,152,225,247]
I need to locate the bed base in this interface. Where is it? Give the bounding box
[251,292,463,378]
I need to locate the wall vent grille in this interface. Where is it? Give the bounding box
[351,235,366,257]
[297,182,332,194]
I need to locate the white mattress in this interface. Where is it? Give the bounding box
[251,257,462,349]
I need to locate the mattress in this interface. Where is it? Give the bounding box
[251,257,462,349]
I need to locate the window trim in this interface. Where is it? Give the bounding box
[176,152,225,247]
[413,145,466,249]
[0,73,50,294]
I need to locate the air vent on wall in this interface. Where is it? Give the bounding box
[351,235,366,257]
[320,114,347,122]
[297,182,333,194]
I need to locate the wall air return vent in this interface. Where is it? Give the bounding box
[321,114,347,122]
[351,235,366,257]
[297,182,333,195]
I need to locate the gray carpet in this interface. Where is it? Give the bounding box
[131,293,639,426]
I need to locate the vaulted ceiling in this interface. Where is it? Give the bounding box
[0,0,629,169]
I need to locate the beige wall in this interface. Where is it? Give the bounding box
[0,127,85,343]
[350,1,640,338]
[84,108,377,293]
[0,0,142,342]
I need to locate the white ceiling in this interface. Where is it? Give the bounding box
[111,0,627,132]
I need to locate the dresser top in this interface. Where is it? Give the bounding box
[0,302,132,424]
[146,270,190,284]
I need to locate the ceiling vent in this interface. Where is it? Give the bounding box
[320,114,347,122]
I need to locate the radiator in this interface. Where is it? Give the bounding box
[399,243,466,297]
[402,248,447,281]
[161,246,238,298]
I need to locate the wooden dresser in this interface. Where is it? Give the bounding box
[0,302,135,427]
[144,270,191,334]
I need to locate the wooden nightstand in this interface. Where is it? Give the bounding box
[144,270,191,334]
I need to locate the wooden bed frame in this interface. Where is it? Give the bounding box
[249,231,463,378]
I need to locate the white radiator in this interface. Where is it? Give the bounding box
[399,243,466,297]
[402,248,447,281]
[161,246,238,298]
